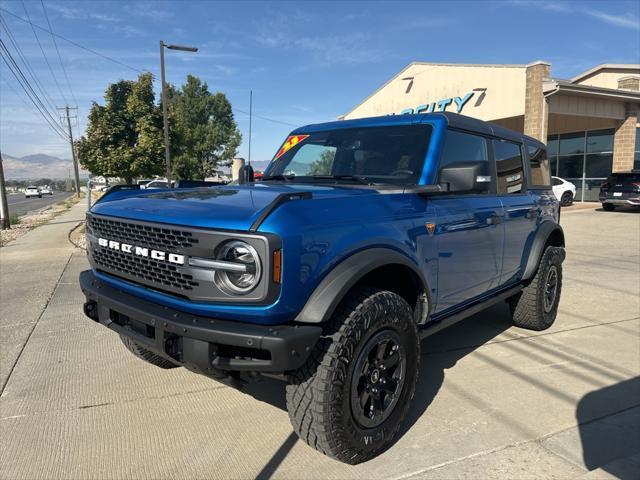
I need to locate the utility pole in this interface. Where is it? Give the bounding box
[60,106,81,197]
[159,41,198,187]
[0,151,10,230]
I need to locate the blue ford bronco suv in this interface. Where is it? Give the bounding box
[80,112,565,464]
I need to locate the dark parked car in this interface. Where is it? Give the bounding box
[599,171,640,211]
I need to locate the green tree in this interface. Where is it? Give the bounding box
[168,75,241,180]
[75,73,164,183]
[308,149,335,175]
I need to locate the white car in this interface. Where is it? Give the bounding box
[24,186,42,198]
[142,179,172,189]
[552,176,576,206]
[40,185,53,195]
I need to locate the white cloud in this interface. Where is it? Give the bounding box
[585,10,640,30]
[509,0,640,30]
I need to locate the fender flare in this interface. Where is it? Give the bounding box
[522,221,565,281]
[295,248,428,324]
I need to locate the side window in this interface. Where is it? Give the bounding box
[439,130,488,171]
[552,177,563,186]
[493,140,525,194]
[527,144,551,187]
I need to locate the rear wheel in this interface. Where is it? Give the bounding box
[602,203,616,211]
[119,335,179,369]
[560,192,573,206]
[286,288,419,464]
[509,246,563,331]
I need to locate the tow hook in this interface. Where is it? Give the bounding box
[83,301,99,322]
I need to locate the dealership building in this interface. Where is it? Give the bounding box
[341,62,640,201]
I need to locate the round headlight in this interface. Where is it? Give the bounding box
[215,240,262,295]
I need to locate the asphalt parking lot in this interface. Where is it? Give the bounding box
[1,205,638,479]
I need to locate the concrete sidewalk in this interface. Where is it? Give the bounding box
[0,208,638,479]
[0,201,86,390]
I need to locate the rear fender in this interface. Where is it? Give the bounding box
[522,221,565,280]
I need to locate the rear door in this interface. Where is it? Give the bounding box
[429,130,505,313]
[494,139,537,286]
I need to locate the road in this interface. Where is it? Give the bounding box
[6,191,74,216]
[0,206,638,479]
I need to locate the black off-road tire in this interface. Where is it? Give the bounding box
[119,335,179,369]
[286,288,419,464]
[602,203,616,211]
[509,246,564,331]
[560,192,573,206]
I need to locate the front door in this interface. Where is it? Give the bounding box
[425,129,505,314]
[431,195,504,313]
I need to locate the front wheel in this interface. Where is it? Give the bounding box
[286,288,419,464]
[509,246,564,331]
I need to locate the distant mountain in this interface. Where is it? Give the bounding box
[1,152,89,180]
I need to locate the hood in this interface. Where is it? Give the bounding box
[90,183,378,231]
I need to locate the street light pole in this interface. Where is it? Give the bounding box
[159,41,198,188]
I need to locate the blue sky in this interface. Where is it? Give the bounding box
[1,0,639,165]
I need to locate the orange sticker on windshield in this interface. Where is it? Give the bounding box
[274,135,309,160]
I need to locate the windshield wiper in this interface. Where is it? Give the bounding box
[311,175,374,185]
[261,174,294,182]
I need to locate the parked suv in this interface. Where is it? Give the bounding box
[80,113,565,464]
[599,171,640,211]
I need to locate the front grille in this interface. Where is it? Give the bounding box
[87,215,199,251]
[85,213,274,303]
[93,248,199,291]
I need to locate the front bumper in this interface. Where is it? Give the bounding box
[80,270,321,374]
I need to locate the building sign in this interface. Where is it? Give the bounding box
[400,91,476,115]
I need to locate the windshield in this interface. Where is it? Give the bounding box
[264,124,432,186]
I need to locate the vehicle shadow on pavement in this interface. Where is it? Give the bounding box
[399,302,512,439]
[239,302,513,457]
[576,376,640,479]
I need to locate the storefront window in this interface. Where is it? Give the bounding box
[586,129,614,154]
[635,127,640,170]
[585,153,613,178]
[559,132,585,155]
[558,155,583,178]
[547,129,616,201]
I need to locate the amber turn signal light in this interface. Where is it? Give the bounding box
[273,249,282,283]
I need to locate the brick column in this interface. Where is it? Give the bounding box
[612,103,638,173]
[523,61,551,142]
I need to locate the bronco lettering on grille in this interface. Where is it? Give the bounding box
[97,237,185,265]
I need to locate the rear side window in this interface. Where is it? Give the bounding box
[527,144,551,187]
[494,140,525,194]
[438,130,488,171]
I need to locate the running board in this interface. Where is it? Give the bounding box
[418,285,523,339]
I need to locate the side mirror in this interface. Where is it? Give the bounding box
[439,161,490,193]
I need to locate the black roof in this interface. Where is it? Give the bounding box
[296,112,546,149]
[439,112,544,148]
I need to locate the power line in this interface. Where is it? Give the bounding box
[0,39,69,140]
[40,0,78,107]
[20,0,68,105]
[0,6,143,74]
[234,108,297,127]
[0,15,58,113]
